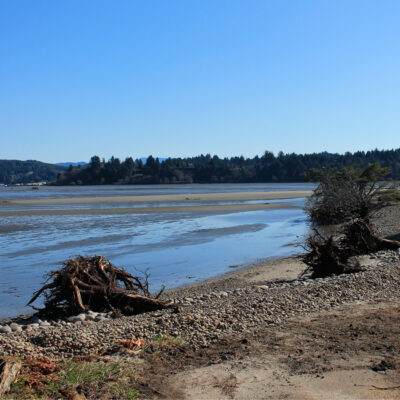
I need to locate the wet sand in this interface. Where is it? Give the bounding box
[1,190,312,205]
[0,190,311,216]
[0,201,300,216]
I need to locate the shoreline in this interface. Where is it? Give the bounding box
[165,254,305,299]
[2,202,398,323]
[1,203,397,325]
[0,254,305,324]
[1,203,398,325]
[2,247,400,354]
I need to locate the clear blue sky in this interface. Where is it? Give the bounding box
[1,0,400,163]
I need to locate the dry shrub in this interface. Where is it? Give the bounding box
[305,163,390,225]
[302,219,400,278]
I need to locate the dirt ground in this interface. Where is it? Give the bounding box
[164,300,400,400]
[8,299,399,399]
[112,299,400,400]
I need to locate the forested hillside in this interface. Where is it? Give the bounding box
[56,149,400,185]
[2,149,399,185]
[0,160,66,184]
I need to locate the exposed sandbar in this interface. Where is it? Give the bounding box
[1,190,312,205]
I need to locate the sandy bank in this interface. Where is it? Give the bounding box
[2,190,312,205]
[0,201,300,216]
[166,255,306,299]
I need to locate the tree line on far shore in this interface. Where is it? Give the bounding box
[55,148,400,185]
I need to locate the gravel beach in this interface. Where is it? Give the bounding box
[1,203,399,362]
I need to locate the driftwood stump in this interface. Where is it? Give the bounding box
[302,219,400,278]
[28,255,178,318]
[0,359,22,395]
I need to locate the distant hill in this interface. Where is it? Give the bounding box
[0,160,67,184]
[56,162,88,167]
[5,149,400,186]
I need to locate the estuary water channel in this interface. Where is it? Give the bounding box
[0,183,313,318]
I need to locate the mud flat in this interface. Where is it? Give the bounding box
[0,201,300,216]
[0,190,311,216]
[1,190,312,205]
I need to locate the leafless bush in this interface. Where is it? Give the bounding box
[305,163,390,225]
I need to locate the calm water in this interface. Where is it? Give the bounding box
[0,184,311,318]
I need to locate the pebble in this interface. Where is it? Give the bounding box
[67,314,86,323]
[1,249,400,360]
[11,325,22,332]
[86,311,98,321]
[25,323,39,330]
[184,297,194,303]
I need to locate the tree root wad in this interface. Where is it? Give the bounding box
[27,255,178,318]
[302,219,400,278]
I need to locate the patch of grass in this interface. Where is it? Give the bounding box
[151,334,186,346]
[60,360,142,399]
[152,333,165,342]
[116,385,140,400]
[5,335,189,399]
[5,359,142,400]
[145,334,187,355]
[60,359,120,386]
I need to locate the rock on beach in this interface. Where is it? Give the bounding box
[0,249,399,360]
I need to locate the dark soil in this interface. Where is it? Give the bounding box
[44,300,400,400]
